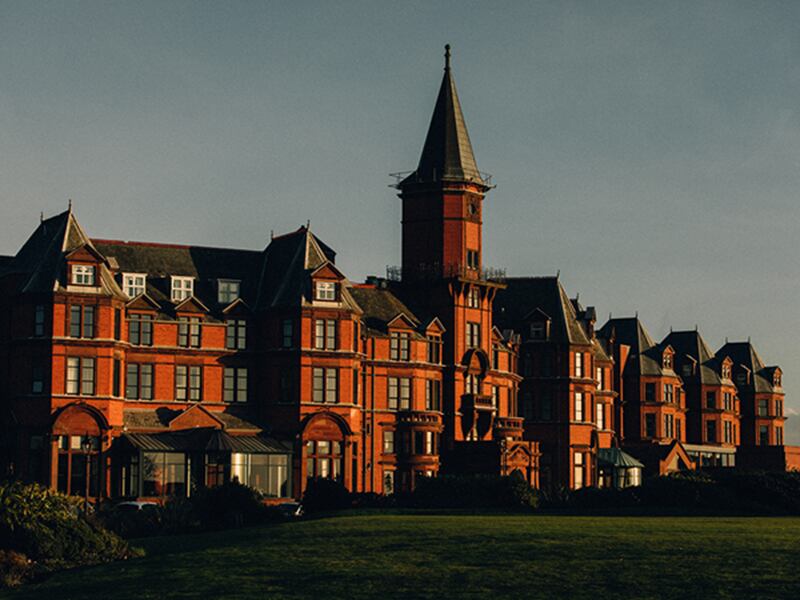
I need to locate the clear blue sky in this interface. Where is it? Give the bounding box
[2,1,798,440]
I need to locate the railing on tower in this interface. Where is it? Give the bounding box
[386,263,506,284]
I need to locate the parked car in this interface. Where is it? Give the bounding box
[114,500,159,513]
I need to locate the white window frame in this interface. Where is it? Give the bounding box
[217,279,241,304]
[72,264,95,286]
[123,273,147,298]
[171,276,194,302]
[574,352,583,377]
[574,392,583,421]
[316,281,336,301]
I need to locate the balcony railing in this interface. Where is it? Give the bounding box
[386,264,506,284]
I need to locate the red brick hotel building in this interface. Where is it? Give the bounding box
[0,48,793,502]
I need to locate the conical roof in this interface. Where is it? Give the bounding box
[401,46,485,187]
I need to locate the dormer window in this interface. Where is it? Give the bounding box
[736,371,748,385]
[682,363,693,377]
[123,273,146,298]
[72,265,95,286]
[663,353,673,370]
[722,365,731,380]
[316,281,337,301]
[171,276,194,302]
[530,321,547,340]
[218,279,240,304]
[774,373,782,387]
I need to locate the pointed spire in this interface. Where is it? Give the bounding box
[402,45,485,187]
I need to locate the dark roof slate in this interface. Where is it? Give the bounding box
[662,330,721,385]
[348,285,423,337]
[596,317,665,376]
[716,341,780,394]
[494,277,592,346]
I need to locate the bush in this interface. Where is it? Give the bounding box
[0,551,32,588]
[0,481,138,587]
[190,480,268,529]
[302,478,351,513]
[411,474,538,510]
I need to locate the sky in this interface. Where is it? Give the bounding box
[1,1,799,440]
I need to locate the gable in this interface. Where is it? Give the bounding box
[174,296,210,314]
[387,313,417,330]
[169,405,224,431]
[311,261,345,281]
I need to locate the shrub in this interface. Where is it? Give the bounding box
[0,551,32,588]
[302,478,351,513]
[190,480,268,529]
[0,481,138,587]
[411,474,538,510]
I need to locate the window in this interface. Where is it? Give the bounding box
[540,390,553,420]
[69,305,95,338]
[34,305,45,336]
[704,391,716,410]
[664,383,674,403]
[776,400,783,417]
[230,453,290,498]
[492,345,500,370]
[645,414,656,438]
[596,367,604,390]
[388,377,411,410]
[466,249,479,270]
[129,314,153,346]
[596,402,605,429]
[72,264,95,286]
[56,435,100,497]
[465,374,479,395]
[723,392,733,411]
[217,280,240,304]
[171,276,194,302]
[175,365,201,401]
[664,414,674,438]
[383,430,395,454]
[425,379,441,411]
[66,357,94,396]
[312,367,338,403]
[282,319,293,348]
[427,336,441,364]
[574,392,583,421]
[492,385,499,408]
[573,452,584,489]
[530,321,546,340]
[682,363,693,377]
[315,319,337,350]
[759,425,769,446]
[390,332,410,360]
[178,317,201,348]
[113,359,121,397]
[114,308,122,340]
[126,364,153,400]
[467,287,480,308]
[776,427,783,446]
[224,367,248,403]
[522,392,534,420]
[32,366,45,394]
[315,281,336,301]
[466,322,480,349]
[758,399,769,417]
[142,452,187,497]
[676,419,682,441]
[279,369,295,404]
[706,420,717,443]
[645,383,655,402]
[226,319,246,350]
[724,421,732,444]
[574,353,583,377]
[722,364,731,379]
[306,440,342,480]
[663,353,673,370]
[123,273,146,298]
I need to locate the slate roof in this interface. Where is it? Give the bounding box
[400,48,485,187]
[494,277,592,346]
[348,285,424,337]
[662,330,721,385]
[1,209,125,298]
[716,341,781,394]
[123,408,265,432]
[598,447,644,468]
[122,429,290,454]
[596,317,666,377]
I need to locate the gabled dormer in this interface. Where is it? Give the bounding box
[174,295,209,316]
[661,345,675,371]
[525,307,551,341]
[221,297,251,317]
[170,275,194,302]
[311,262,346,303]
[766,366,782,389]
[122,272,147,298]
[720,356,733,381]
[217,279,240,304]
[65,245,106,290]
[126,293,161,313]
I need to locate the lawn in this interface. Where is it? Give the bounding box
[4,513,800,599]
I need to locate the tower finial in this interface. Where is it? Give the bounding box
[444,44,451,71]
[68,198,72,211]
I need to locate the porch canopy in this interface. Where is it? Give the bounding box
[120,428,291,454]
[598,448,644,489]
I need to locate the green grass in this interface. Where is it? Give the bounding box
[4,513,800,599]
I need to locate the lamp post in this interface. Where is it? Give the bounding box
[81,436,92,514]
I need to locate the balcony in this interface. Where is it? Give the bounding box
[396,410,443,429]
[494,416,524,440]
[386,264,506,284]
[461,393,495,413]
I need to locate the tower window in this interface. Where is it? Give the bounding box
[466,250,479,270]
